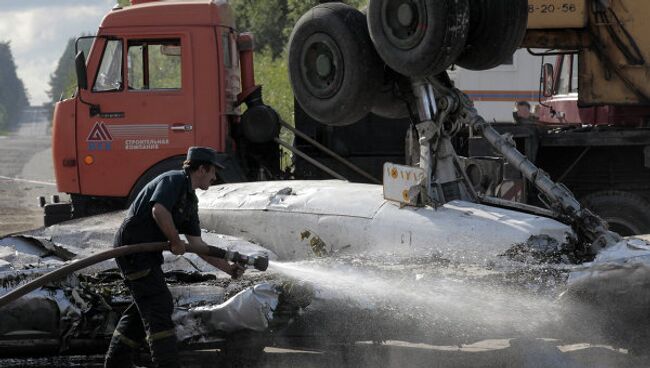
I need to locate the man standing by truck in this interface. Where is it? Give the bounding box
[513,101,538,123]
[105,146,245,368]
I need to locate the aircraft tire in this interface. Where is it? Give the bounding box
[456,0,528,70]
[367,0,470,78]
[288,3,382,126]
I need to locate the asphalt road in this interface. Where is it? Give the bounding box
[0,108,647,367]
[0,107,63,236]
[0,340,642,368]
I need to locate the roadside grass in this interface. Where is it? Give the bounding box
[253,48,295,171]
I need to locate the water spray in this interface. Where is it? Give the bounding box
[266,258,563,336]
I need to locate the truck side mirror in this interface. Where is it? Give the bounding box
[75,51,88,90]
[542,63,554,97]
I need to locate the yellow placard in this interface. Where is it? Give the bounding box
[527,0,587,29]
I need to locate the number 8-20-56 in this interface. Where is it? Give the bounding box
[528,3,577,13]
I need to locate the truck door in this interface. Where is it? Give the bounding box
[76,35,195,198]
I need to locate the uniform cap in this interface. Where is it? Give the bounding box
[187,146,225,169]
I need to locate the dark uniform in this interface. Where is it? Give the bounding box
[105,169,200,368]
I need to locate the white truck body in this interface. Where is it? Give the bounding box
[450,49,543,122]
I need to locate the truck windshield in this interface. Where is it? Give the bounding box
[127,39,181,90]
[93,39,123,92]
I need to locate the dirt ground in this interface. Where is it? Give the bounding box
[1,108,648,367]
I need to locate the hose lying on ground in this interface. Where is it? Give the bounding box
[0,241,268,308]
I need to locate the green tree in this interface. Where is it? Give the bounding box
[254,49,293,123]
[232,0,368,58]
[48,38,77,103]
[0,42,28,132]
[231,0,289,59]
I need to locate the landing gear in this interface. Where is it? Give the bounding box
[403,74,620,252]
[408,77,474,206]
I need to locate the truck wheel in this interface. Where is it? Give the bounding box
[288,3,382,126]
[456,0,528,70]
[367,0,470,78]
[127,156,186,205]
[581,191,650,236]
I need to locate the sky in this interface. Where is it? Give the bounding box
[0,0,116,105]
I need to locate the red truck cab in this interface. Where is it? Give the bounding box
[538,53,650,127]
[49,0,280,222]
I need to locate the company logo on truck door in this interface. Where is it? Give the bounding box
[86,122,170,151]
[87,122,113,151]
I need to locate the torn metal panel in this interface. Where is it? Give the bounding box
[175,283,282,344]
[560,237,650,351]
[566,237,650,295]
[0,237,68,270]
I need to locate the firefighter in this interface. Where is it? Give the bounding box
[104,146,245,368]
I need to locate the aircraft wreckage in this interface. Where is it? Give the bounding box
[3,45,650,364]
[2,175,650,358]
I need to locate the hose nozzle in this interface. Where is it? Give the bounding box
[252,256,269,271]
[225,250,269,271]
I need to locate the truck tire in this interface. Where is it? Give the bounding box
[288,3,382,126]
[456,0,528,70]
[581,191,650,236]
[367,0,470,78]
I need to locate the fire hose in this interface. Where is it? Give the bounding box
[0,241,269,308]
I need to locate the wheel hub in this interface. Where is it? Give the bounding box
[397,3,414,26]
[300,33,343,98]
[381,0,426,50]
[316,54,332,77]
